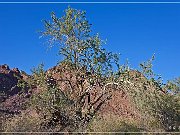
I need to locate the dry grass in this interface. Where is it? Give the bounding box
[87,114,143,133]
[3,111,43,132]
[86,113,165,134]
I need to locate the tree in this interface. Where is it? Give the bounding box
[38,7,121,131]
[42,6,119,77]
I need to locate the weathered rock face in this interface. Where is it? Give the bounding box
[0,64,23,101]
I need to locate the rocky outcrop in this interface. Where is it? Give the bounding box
[0,64,23,101]
[0,65,32,131]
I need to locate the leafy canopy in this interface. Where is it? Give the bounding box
[42,6,119,76]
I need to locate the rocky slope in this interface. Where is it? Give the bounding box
[0,64,22,101]
[0,64,140,115]
[0,64,167,132]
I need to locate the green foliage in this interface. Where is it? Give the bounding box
[40,8,180,132]
[16,76,29,95]
[30,63,70,113]
[161,77,180,131]
[42,6,119,77]
[166,77,180,95]
[118,55,180,131]
[139,54,164,89]
[38,8,122,131]
[117,59,131,81]
[31,63,47,87]
[156,94,180,131]
[139,54,155,79]
[30,64,67,109]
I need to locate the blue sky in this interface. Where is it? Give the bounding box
[0,2,180,82]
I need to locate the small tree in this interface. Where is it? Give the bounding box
[42,6,119,77]
[40,7,121,131]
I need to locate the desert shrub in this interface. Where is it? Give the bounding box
[3,112,43,132]
[117,55,180,132]
[30,63,47,87]
[87,114,142,134]
[160,77,180,131]
[166,77,180,95]
[139,57,180,131]
[28,64,73,131]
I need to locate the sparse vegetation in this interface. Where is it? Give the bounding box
[0,6,179,134]
[87,114,142,133]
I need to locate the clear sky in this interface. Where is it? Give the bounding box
[0,1,180,83]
